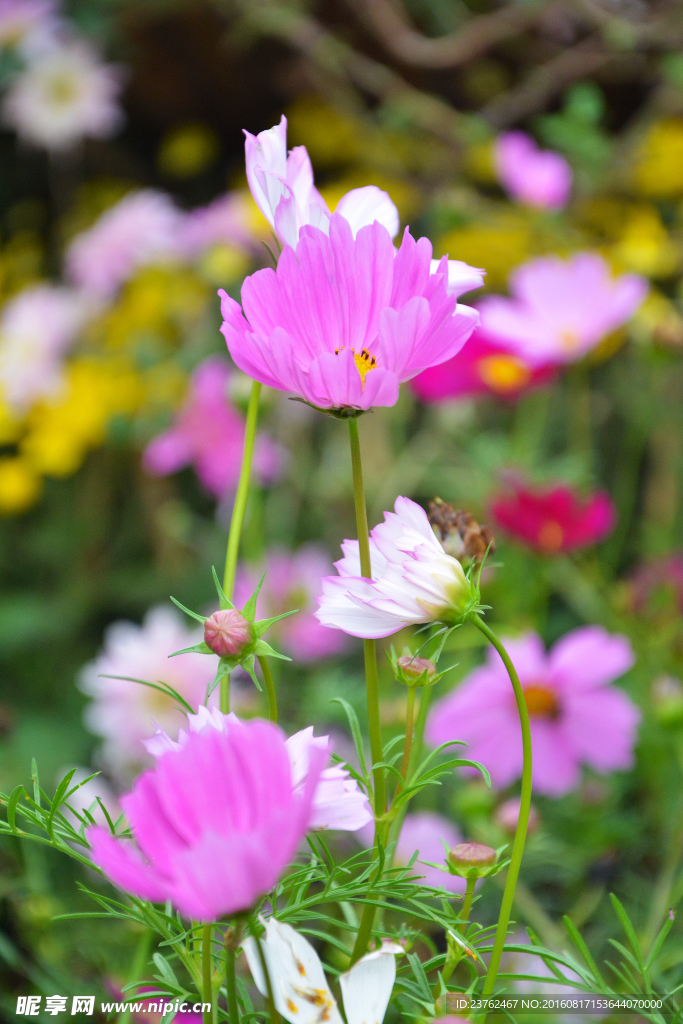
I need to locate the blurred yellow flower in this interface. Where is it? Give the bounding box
[197,244,251,286]
[437,213,535,290]
[287,96,363,169]
[0,396,22,444]
[630,289,683,348]
[634,119,683,198]
[157,122,219,178]
[0,456,41,514]
[610,206,679,278]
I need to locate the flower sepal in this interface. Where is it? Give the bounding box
[389,646,445,688]
[447,842,509,881]
[169,567,296,694]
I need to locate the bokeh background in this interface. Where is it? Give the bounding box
[3,0,683,1013]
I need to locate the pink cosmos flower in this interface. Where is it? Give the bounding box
[179,192,257,258]
[245,115,399,246]
[410,327,557,403]
[494,132,572,210]
[219,216,479,413]
[66,190,184,300]
[316,496,472,639]
[426,627,639,797]
[142,356,281,498]
[0,284,90,411]
[234,545,348,662]
[0,0,54,48]
[87,717,325,920]
[478,254,647,366]
[145,706,372,833]
[78,604,222,784]
[3,40,124,152]
[491,479,616,553]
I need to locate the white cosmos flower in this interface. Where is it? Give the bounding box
[143,706,372,833]
[315,496,475,639]
[244,115,399,247]
[243,918,402,1024]
[3,40,124,151]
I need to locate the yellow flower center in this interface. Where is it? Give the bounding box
[523,684,560,718]
[334,346,378,389]
[537,520,564,553]
[477,355,531,393]
[47,72,79,106]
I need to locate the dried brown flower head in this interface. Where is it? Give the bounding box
[428,497,495,564]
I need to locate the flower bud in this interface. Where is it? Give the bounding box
[397,655,437,686]
[204,608,252,657]
[448,841,497,878]
[495,797,539,835]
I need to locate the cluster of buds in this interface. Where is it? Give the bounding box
[428,497,495,566]
[170,568,294,695]
[447,842,505,881]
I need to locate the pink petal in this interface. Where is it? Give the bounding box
[548,626,634,692]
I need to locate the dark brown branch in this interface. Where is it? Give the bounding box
[342,0,548,69]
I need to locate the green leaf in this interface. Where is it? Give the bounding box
[31,759,40,807]
[152,952,181,990]
[330,698,368,779]
[6,785,24,834]
[170,596,206,624]
[168,642,212,657]
[242,571,267,620]
[255,610,298,636]
[562,915,604,984]
[610,893,645,973]
[644,915,674,972]
[46,768,78,838]
[253,638,291,661]
[100,675,195,715]
[211,565,234,610]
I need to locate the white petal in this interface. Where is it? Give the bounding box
[243,918,343,1024]
[340,947,399,1024]
[430,258,486,298]
[336,186,399,239]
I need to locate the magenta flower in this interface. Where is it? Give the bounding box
[316,496,474,639]
[245,115,399,246]
[494,132,572,210]
[66,190,183,300]
[479,253,647,366]
[145,706,372,833]
[220,216,479,414]
[491,478,615,553]
[142,356,281,498]
[234,545,348,662]
[88,717,325,920]
[410,327,557,403]
[426,627,639,797]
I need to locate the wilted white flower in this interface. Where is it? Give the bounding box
[3,40,124,151]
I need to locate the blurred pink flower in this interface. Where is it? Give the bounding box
[491,478,615,553]
[179,192,257,258]
[3,40,124,151]
[0,0,54,48]
[88,717,325,920]
[142,356,281,497]
[629,554,683,613]
[245,115,399,246]
[79,604,221,784]
[479,253,647,366]
[66,190,183,300]
[358,811,465,893]
[220,216,479,413]
[410,327,557,403]
[234,545,348,661]
[0,284,89,411]
[426,627,639,797]
[494,132,572,210]
[316,496,472,639]
[145,706,372,832]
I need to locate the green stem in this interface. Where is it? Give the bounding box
[257,655,277,723]
[398,686,417,785]
[472,617,532,997]
[221,379,262,714]
[567,364,591,470]
[202,924,214,1024]
[459,875,477,933]
[254,933,280,1024]
[347,418,385,816]
[224,919,244,1024]
[117,928,152,1024]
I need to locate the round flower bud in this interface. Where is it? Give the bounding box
[495,798,540,836]
[204,608,252,657]
[397,655,437,685]
[448,841,497,878]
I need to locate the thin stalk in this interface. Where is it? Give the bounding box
[398,685,417,785]
[117,928,152,1024]
[221,379,262,713]
[254,933,280,1024]
[347,417,385,816]
[472,617,532,997]
[347,417,386,966]
[225,920,244,1024]
[202,924,214,1024]
[459,875,477,934]
[257,655,277,723]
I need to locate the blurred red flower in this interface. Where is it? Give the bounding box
[491,479,616,553]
